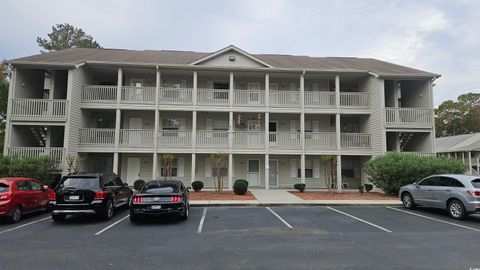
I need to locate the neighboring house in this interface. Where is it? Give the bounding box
[436,133,480,175]
[3,45,438,191]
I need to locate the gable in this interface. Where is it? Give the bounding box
[195,50,266,68]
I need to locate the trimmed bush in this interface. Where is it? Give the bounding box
[233,179,248,195]
[0,155,59,184]
[364,183,373,193]
[358,185,364,194]
[133,179,146,191]
[294,183,306,192]
[191,181,204,192]
[366,153,467,194]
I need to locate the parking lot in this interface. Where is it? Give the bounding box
[1,206,480,270]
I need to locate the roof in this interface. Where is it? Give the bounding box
[8,46,439,78]
[435,133,480,153]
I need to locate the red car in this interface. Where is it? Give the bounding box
[0,178,51,223]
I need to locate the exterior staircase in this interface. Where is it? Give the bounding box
[29,126,47,147]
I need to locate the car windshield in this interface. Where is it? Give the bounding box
[58,177,100,191]
[471,179,480,188]
[142,182,179,194]
[0,182,9,192]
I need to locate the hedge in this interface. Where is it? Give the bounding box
[0,155,59,185]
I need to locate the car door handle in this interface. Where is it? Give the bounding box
[445,189,451,192]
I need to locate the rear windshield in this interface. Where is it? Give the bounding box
[58,177,100,191]
[471,179,480,188]
[0,182,9,192]
[142,182,178,194]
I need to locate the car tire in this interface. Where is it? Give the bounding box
[179,203,189,220]
[51,213,66,222]
[7,206,22,223]
[448,199,467,220]
[101,200,114,220]
[401,192,415,209]
[130,212,139,223]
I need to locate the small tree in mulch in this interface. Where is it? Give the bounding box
[161,153,175,180]
[65,154,85,174]
[321,155,337,192]
[210,153,227,193]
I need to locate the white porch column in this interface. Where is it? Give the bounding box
[469,151,472,174]
[114,109,121,148]
[265,73,270,107]
[191,153,196,184]
[3,68,16,155]
[300,73,305,184]
[229,72,234,107]
[228,153,233,190]
[116,68,122,104]
[192,111,197,149]
[336,114,341,151]
[113,152,119,174]
[114,67,122,174]
[153,68,160,178]
[265,154,269,190]
[193,71,198,107]
[335,74,340,109]
[336,155,342,192]
[45,128,51,148]
[228,111,234,150]
[265,73,270,190]
[49,71,55,99]
[395,133,401,152]
[462,152,465,164]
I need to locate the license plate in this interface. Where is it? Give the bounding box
[69,195,80,200]
[151,205,162,210]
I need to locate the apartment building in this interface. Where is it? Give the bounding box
[4,45,439,191]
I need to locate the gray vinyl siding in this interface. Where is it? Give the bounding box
[361,76,385,156]
[198,51,266,68]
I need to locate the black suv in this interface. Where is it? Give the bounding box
[49,173,133,221]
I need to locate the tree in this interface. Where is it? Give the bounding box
[0,64,8,155]
[36,23,102,53]
[320,155,337,192]
[435,92,480,137]
[161,153,175,180]
[210,153,227,193]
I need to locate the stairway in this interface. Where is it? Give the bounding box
[399,132,413,151]
[29,126,47,147]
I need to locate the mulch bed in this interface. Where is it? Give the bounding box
[189,191,256,201]
[290,191,398,200]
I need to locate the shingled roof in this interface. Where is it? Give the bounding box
[436,133,480,153]
[8,46,439,78]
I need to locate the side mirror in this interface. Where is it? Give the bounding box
[123,183,129,187]
[186,186,191,192]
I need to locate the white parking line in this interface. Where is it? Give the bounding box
[0,216,50,235]
[266,207,293,229]
[327,207,392,233]
[387,207,480,232]
[94,214,130,236]
[197,208,207,234]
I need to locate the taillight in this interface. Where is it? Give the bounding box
[170,196,182,202]
[133,196,143,203]
[48,192,56,201]
[0,193,12,200]
[94,191,107,200]
[466,190,480,197]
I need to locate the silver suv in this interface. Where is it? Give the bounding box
[399,174,480,220]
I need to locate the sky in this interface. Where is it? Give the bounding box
[1,0,479,106]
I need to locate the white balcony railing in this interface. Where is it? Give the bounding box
[197,88,229,105]
[82,85,117,103]
[340,92,369,108]
[270,90,300,107]
[304,92,335,108]
[79,128,115,145]
[121,86,156,104]
[305,132,337,149]
[385,108,433,128]
[159,88,193,104]
[387,151,436,157]
[7,147,64,162]
[196,130,229,147]
[234,90,265,106]
[233,131,265,148]
[269,132,301,150]
[341,133,371,149]
[157,130,192,147]
[11,99,67,121]
[119,129,154,146]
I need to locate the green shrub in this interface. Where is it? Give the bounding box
[233,179,248,195]
[364,183,373,192]
[133,179,146,191]
[294,183,306,192]
[191,181,204,192]
[358,185,364,194]
[0,155,58,184]
[365,153,467,194]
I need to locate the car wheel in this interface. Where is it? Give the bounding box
[7,206,21,223]
[448,199,466,220]
[401,192,415,209]
[179,204,189,220]
[129,212,139,223]
[51,213,66,222]
[101,200,114,220]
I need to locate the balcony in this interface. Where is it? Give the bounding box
[340,92,369,108]
[196,130,229,148]
[305,132,337,150]
[233,131,265,149]
[82,85,117,103]
[304,92,335,108]
[159,88,193,105]
[6,147,65,169]
[385,108,433,128]
[234,90,265,106]
[270,90,300,107]
[11,99,67,121]
[79,128,115,145]
[157,131,192,148]
[340,133,371,150]
[197,88,229,106]
[269,132,301,150]
[121,86,156,104]
[119,129,154,147]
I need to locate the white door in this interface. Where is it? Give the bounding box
[248,82,261,104]
[248,120,261,146]
[248,160,260,186]
[129,118,143,144]
[269,121,277,144]
[269,160,278,187]
[126,158,141,186]
[130,79,143,101]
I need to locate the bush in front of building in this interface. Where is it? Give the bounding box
[294,183,306,192]
[0,155,59,185]
[191,181,204,192]
[133,179,146,191]
[364,183,373,192]
[233,179,248,195]
[365,153,467,194]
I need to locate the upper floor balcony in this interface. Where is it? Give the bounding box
[6,147,65,169]
[11,98,67,122]
[385,108,433,129]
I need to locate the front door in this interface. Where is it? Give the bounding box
[248,120,261,146]
[129,117,143,144]
[130,79,143,101]
[269,160,278,187]
[247,160,260,186]
[248,82,261,104]
[126,158,141,186]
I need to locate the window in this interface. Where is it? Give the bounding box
[16,181,30,191]
[143,182,180,193]
[297,160,313,178]
[114,177,124,186]
[0,183,9,193]
[29,181,42,191]
[162,118,180,130]
[161,159,178,177]
[213,119,228,131]
[60,177,100,191]
[440,177,465,187]
[419,177,441,186]
[212,167,228,177]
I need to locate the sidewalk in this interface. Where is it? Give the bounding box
[190,189,401,206]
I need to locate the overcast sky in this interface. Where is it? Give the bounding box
[2,0,479,106]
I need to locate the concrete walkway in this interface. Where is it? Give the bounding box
[250,189,304,204]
